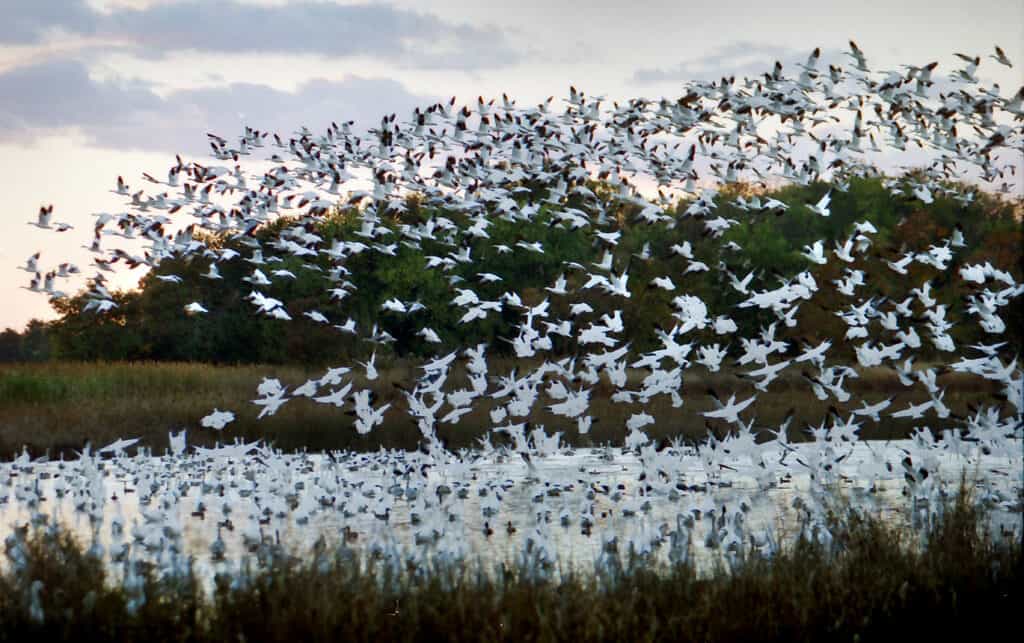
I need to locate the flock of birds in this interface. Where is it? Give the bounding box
[5,43,1024,612]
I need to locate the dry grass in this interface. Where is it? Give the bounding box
[0,361,1002,458]
[0,486,1019,642]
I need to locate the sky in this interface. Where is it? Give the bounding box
[1,0,1022,331]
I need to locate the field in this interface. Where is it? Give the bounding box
[0,360,1002,458]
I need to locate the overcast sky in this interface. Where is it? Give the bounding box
[2,0,1022,331]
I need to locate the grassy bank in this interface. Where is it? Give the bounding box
[0,361,1001,458]
[0,489,1019,642]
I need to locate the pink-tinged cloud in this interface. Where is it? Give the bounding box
[2,0,520,70]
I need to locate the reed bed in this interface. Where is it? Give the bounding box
[0,486,1019,642]
[0,361,1000,458]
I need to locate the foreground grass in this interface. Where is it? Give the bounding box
[0,489,1019,642]
[0,360,1001,457]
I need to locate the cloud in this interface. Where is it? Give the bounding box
[0,1,98,44]
[1,0,520,70]
[0,58,436,154]
[631,42,834,84]
[0,58,161,132]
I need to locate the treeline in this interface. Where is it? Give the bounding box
[0,321,51,363]
[4,176,1022,365]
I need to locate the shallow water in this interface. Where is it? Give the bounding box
[1,440,1020,585]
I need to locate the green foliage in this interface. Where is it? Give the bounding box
[0,321,51,363]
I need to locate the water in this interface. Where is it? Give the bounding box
[2,440,1021,586]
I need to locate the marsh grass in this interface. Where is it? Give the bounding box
[0,487,1019,642]
[0,361,1001,458]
